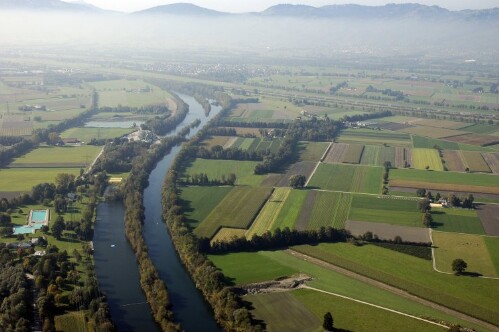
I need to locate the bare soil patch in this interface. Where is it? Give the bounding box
[482,153,499,174]
[324,143,348,163]
[442,150,466,172]
[445,134,499,147]
[346,220,430,243]
[275,161,317,187]
[240,274,312,294]
[295,191,317,231]
[476,205,499,236]
[395,147,412,168]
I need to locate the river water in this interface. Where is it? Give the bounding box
[94,94,222,331]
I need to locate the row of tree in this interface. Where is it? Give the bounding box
[181,173,237,186]
[197,145,267,161]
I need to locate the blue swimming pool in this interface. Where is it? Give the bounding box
[31,210,48,223]
[13,224,43,235]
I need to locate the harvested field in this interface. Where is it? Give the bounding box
[223,136,239,148]
[222,127,263,137]
[445,133,499,147]
[211,228,247,244]
[378,122,414,131]
[411,148,444,171]
[460,151,491,173]
[295,191,317,231]
[324,143,348,163]
[275,161,317,187]
[476,204,499,236]
[341,144,364,164]
[346,220,430,243]
[398,125,466,139]
[394,147,412,168]
[481,153,499,174]
[194,186,272,239]
[202,136,233,149]
[442,150,466,172]
[432,231,497,277]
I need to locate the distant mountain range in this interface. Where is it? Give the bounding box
[1,0,497,21]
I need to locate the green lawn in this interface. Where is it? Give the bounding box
[484,237,499,276]
[179,186,232,228]
[430,207,485,235]
[308,163,383,194]
[0,168,81,192]
[11,145,101,166]
[183,159,265,187]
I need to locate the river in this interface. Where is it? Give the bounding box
[94,93,222,331]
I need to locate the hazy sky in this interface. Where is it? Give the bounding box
[68,0,499,13]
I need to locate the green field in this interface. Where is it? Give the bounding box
[432,231,497,277]
[61,127,134,142]
[412,135,460,150]
[337,128,411,146]
[183,159,265,187]
[194,186,272,239]
[461,124,499,135]
[247,292,320,332]
[179,186,232,228]
[293,289,444,332]
[292,243,499,327]
[246,188,291,238]
[210,249,497,329]
[87,80,173,108]
[412,148,444,171]
[348,195,422,227]
[298,141,330,162]
[0,168,81,192]
[460,151,492,173]
[11,145,101,166]
[341,143,364,164]
[211,228,247,243]
[430,207,485,234]
[360,145,395,166]
[308,191,352,229]
[271,189,309,231]
[308,163,383,194]
[390,168,499,188]
[484,237,499,275]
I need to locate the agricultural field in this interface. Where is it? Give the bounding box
[298,141,330,162]
[461,123,499,135]
[460,151,492,173]
[430,207,485,235]
[432,231,498,277]
[179,186,232,228]
[275,161,317,187]
[0,168,81,192]
[246,188,291,238]
[87,79,173,108]
[308,163,383,194]
[477,204,499,236]
[399,125,466,139]
[10,145,101,168]
[345,220,431,242]
[341,143,364,164]
[307,191,352,229]
[323,142,348,163]
[389,168,499,194]
[60,127,134,142]
[348,194,422,228]
[337,128,411,146]
[227,99,299,121]
[211,228,247,243]
[0,114,33,136]
[410,118,467,130]
[442,150,467,172]
[201,135,234,149]
[194,186,272,239]
[182,159,265,187]
[360,145,396,167]
[228,137,282,153]
[445,133,499,147]
[271,189,309,231]
[411,148,444,171]
[394,146,412,168]
[482,153,499,173]
[411,135,460,150]
[221,127,264,137]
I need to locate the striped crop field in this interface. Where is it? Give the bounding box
[411,148,444,171]
[194,186,272,239]
[308,191,352,229]
[341,144,364,164]
[246,188,291,238]
[211,228,248,244]
[271,189,309,231]
[460,151,491,173]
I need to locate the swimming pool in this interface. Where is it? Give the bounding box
[13,224,43,235]
[30,210,49,224]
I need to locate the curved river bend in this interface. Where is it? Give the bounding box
[94,94,222,331]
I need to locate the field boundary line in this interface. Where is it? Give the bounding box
[311,188,420,201]
[320,141,333,162]
[287,249,499,331]
[305,162,321,187]
[430,229,499,280]
[300,285,448,329]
